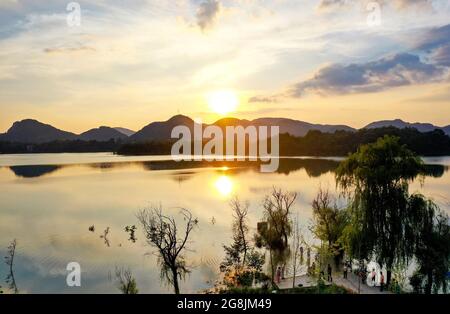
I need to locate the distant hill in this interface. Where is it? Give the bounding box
[2,116,450,145]
[0,119,77,143]
[443,126,450,135]
[130,115,198,142]
[114,127,135,136]
[130,115,356,142]
[79,126,127,141]
[364,119,450,136]
[251,118,355,137]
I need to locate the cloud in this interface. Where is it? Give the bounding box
[248,95,279,103]
[416,24,450,50]
[287,23,450,97]
[318,0,438,10]
[196,0,221,31]
[318,0,349,9]
[44,45,96,55]
[430,44,450,66]
[416,24,450,66]
[402,86,450,104]
[290,53,445,96]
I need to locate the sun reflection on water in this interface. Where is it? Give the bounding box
[214,175,233,196]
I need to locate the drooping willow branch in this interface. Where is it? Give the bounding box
[5,239,18,294]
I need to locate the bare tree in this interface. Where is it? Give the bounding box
[291,214,305,288]
[255,187,297,283]
[230,197,250,265]
[137,206,198,294]
[115,266,138,294]
[5,239,18,294]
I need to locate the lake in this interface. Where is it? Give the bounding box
[0,153,449,293]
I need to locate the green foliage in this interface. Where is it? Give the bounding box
[220,198,266,289]
[220,198,251,270]
[279,127,450,157]
[335,136,450,293]
[409,194,450,294]
[246,249,265,272]
[310,188,348,266]
[409,271,425,294]
[115,267,139,294]
[336,136,424,283]
[236,270,254,287]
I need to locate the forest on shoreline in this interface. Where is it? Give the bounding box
[1,127,450,156]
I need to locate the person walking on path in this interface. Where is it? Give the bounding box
[379,272,385,292]
[343,263,348,279]
[327,264,333,282]
[275,266,282,284]
[371,268,376,286]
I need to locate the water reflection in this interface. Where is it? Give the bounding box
[423,164,448,178]
[215,176,233,196]
[9,165,61,178]
[0,154,449,293]
[4,159,447,180]
[2,158,341,179]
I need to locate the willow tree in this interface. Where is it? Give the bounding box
[336,136,424,286]
[310,187,348,268]
[409,194,450,294]
[114,267,139,294]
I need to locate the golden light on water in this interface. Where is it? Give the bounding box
[207,90,238,115]
[214,175,233,196]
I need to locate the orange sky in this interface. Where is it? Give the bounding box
[0,0,449,133]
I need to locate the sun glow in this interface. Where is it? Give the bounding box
[214,175,233,196]
[207,90,239,115]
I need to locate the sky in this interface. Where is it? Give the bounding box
[0,0,450,133]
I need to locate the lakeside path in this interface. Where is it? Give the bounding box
[279,272,392,294]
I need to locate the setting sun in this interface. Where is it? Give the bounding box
[207,90,239,115]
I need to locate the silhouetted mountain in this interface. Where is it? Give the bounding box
[2,116,450,145]
[251,118,355,137]
[79,126,127,141]
[130,115,355,142]
[1,119,77,143]
[114,127,135,136]
[208,117,354,137]
[442,125,450,135]
[130,115,198,142]
[364,119,450,135]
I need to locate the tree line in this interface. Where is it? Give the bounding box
[3,126,450,157]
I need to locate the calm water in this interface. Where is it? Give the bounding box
[0,153,449,293]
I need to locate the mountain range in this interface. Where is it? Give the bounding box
[0,116,449,144]
[365,119,450,135]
